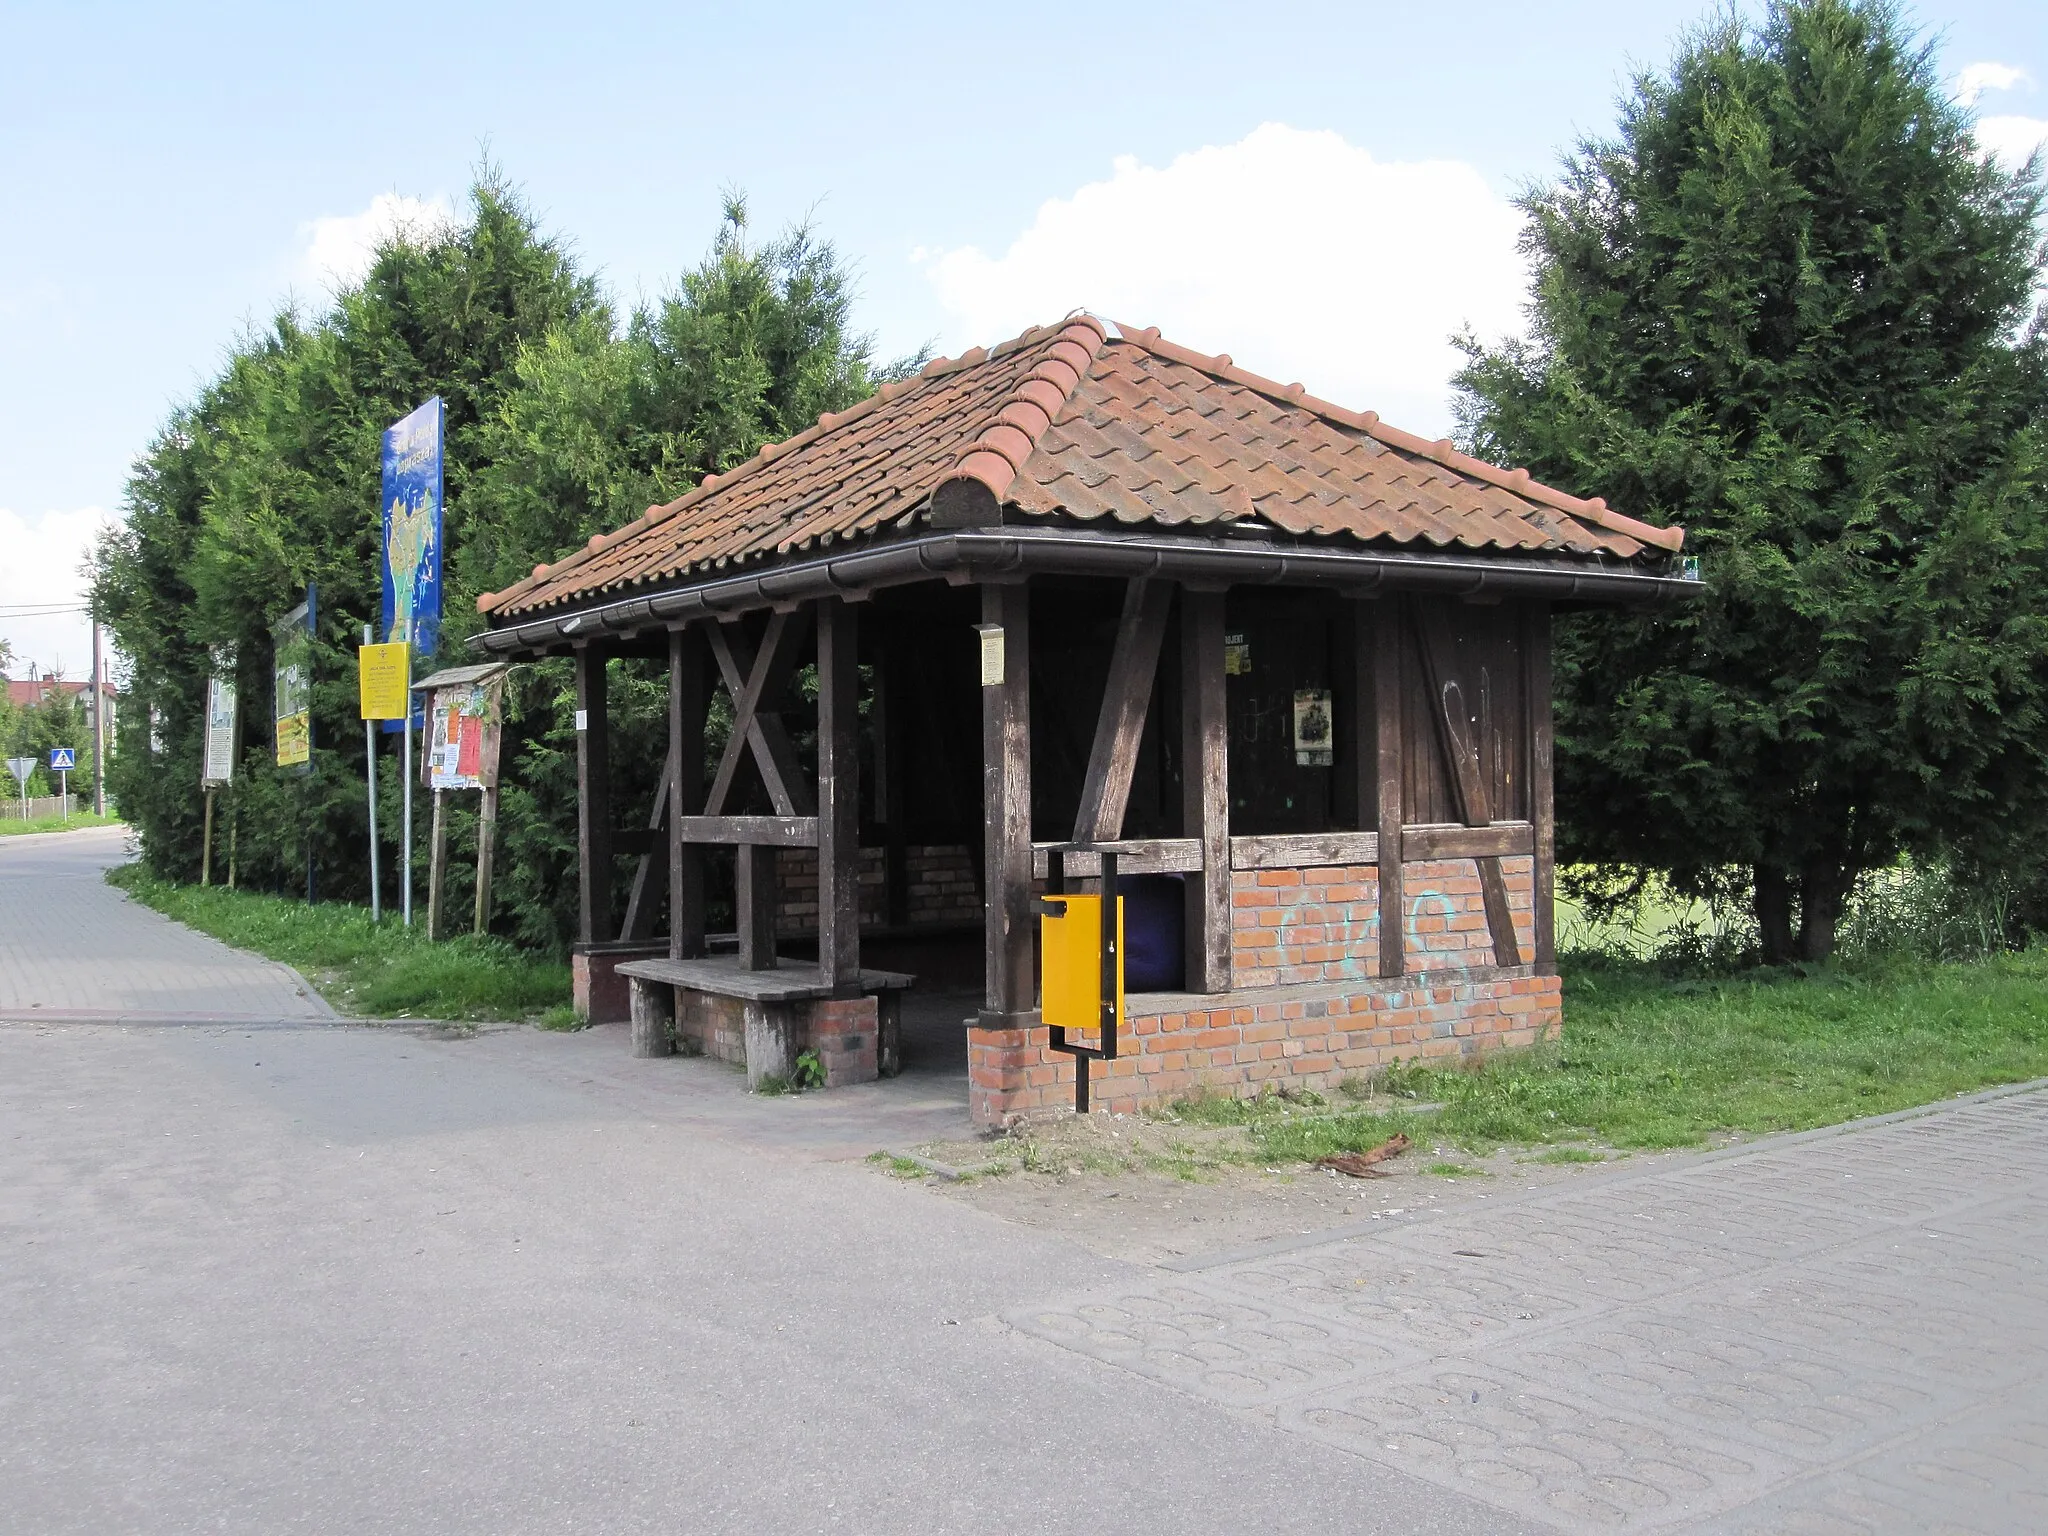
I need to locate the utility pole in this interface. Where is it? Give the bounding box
[91,621,106,816]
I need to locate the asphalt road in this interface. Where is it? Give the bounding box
[3,828,2042,1532]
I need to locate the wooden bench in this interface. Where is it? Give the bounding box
[617,956,915,1086]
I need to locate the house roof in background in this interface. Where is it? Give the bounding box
[479,315,1684,621]
[6,678,116,708]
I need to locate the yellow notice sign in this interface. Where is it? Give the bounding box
[1039,893,1124,1032]
[358,642,411,720]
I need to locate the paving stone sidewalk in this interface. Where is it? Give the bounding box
[1009,1084,2048,1533]
[0,826,332,1019]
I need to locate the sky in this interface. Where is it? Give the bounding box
[3,0,2044,682]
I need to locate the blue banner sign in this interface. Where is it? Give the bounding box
[381,398,444,660]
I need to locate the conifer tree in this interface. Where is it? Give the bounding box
[1456,0,2048,960]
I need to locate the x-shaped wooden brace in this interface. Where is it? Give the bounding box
[1414,603,1524,969]
[704,611,816,818]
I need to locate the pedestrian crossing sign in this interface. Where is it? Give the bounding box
[48,748,75,770]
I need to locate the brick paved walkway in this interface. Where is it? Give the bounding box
[0,826,333,1020]
[1010,1082,2048,1532]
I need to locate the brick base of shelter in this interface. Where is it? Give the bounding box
[573,940,669,1024]
[670,989,881,1089]
[969,968,1560,1126]
[970,855,1556,1126]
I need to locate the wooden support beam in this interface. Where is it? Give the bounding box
[1180,589,1230,993]
[705,613,815,817]
[815,597,860,990]
[472,782,498,936]
[1524,603,1556,973]
[1401,822,1534,860]
[669,626,708,961]
[1032,839,1201,877]
[674,815,818,846]
[1071,578,1173,844]
[1372,600,1405,977]
[736,843,777,971]
[1413,602,1523,969]
[1232,831,1380,870]
[980,582,1033,1022]
[574,643,614,945]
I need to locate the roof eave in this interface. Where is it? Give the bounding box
[475,524,1700,660]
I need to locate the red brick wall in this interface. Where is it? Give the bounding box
[1231,856,1536,986]
[970,970,1560,1126]
[968,856,1552,1127]
[774,845,981,931]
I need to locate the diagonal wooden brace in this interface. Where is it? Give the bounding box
[1071,578,1174,844]
[705,612,816,818]
[1414,603,1523,969]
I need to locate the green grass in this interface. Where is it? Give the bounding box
[0,811,123,836]
[1427,1162,1488,1178]
[106,863,570,1022]
[1169,951,2048,1162]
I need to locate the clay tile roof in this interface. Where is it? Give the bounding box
[480,316,1682,620]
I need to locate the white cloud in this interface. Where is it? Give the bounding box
[1956,61,2028,106]
[919,123,1528,440]
[1978,115,2048,168]
[0,507,116,683]
[297,192,454,291]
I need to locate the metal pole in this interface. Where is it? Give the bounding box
[91,622,106,816]
[363,624,380,921]
[402,674,414,927]
[60,769,68,824]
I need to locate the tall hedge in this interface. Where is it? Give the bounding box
[93,180,894,950]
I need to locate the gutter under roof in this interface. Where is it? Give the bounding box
[474,525,1701,658]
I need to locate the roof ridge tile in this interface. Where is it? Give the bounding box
[933,315,1108,511]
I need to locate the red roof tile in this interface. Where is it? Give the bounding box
[480,316,1682,619]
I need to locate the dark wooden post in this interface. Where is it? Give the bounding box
[669,626,708,962]
[574,643,614,945]
[1372,600,1405,978]
[1524,603,1556,973]
[737,845,777,970]
[1181,589,1231,993]
[816,597,860,989]
[426,788,448,940]
[979,582,1034,1024]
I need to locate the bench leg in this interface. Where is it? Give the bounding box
[744,1000,798,1088]
[877,993,902,1078]
[629,976,675,1058]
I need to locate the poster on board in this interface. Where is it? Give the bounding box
[202,678,237,785]
[1293,689,1334,767]
[424,676,505,792]
[273,590,315,771]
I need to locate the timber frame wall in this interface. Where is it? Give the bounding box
[560,571,1563,1124]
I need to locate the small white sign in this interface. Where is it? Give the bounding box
[574,709,589,732]
[202,677,237,786]
[976,625,1005,687]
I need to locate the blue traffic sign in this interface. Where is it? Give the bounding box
[48,748,75,770]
